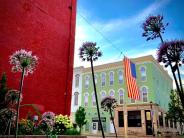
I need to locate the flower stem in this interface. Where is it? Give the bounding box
[110,109,117,138]
[15,67,25,138]
[158,32,184,108]
[90,57,105,138]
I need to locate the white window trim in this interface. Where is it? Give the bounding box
[101,91,106,100]
[139,66,147,82]
[101,72,106,87]
[84,92,89,106]
[118,89,124,105]
[74,92,79,106]
[140,86,149,103]
[92,92,96,107]
[118,70,123,84]
[109,71,114,86]
[109,89,115,97]
[85,75,90,89]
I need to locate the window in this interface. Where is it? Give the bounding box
[119,89,124,104]
[118,70,123,84]
[128,111,142,127]
[142,87,148,102]
[140,66,147,81]
[85,76,90,89]
[101,91,106,100]
[159,112,163,127]
[101,73,106,86]
[84,93,88,106]
[95,74,97,84]
[74,92,79,106]
[118,111,124,127]
[165,117,169,127]
[109,90,115,97]
[131,99,135,103]
[75,74,80,88]
[109,72,114,85]
[92,93,96,106]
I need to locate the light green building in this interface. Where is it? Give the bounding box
[71,55,178,136]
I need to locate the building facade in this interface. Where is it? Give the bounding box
[71,55,181,136]
[0,0,76,117]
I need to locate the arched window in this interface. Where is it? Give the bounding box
[85,76,90,89]
[95,74,97,84]
[101,91,106,100]
[74,92,79,106]
[75,74,80,88]
[119,89,124,104]
[118,70,123,84]
[92,93,96,106]
[109,90,115,97]
[140,66,147,81]
[84,93,88,106]
[142,87,148,102]
[101,73,106,86]
[109,72,114,85]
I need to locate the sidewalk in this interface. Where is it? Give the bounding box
[86,135,184,138]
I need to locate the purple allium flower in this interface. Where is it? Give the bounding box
[79,42,102,62]
[41,111,55,130]
[10,49,38,76]
[5,89,22,106]
[142,15,168,41]
[157,40,184,68]
[101,96,117,112]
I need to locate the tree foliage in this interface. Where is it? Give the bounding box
[75,106,87,134]
[167,90,184,134]
[167,90,184,122]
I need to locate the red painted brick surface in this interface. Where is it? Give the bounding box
[0,0,76,117]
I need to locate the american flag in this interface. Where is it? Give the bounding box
[123,56,140,100]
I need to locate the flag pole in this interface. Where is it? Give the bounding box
[123,100,128,138]
[123,56,128,138]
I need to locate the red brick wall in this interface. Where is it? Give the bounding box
[0,0,76,117]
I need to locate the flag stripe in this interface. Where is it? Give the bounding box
[124,57,140,100]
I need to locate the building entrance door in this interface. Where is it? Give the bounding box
[145,110,153,135]
[92,122,98,134]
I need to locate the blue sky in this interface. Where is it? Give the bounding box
[74,0,184,74]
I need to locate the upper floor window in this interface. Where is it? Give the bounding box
[119,89,124,104]
[131,98,135,103]
[85,76,90,89]
[84,93,88,107]
[142,87,148,102]
[74,92,79,106]
[109,72,114,85]
[109,90,115,97]
[118,70,123,84]
[95,74,97,84]
[140,66,147,81]
[101,91,106,100]
[75,74,80,88]
[92,93,96,106]
[101,73,106,87]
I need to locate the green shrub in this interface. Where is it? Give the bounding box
[64,128,80,135]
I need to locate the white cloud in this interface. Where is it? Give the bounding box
[74,0,171,67]
[93,0,170,33]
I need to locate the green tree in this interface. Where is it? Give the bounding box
[79,42,105,138]
[167,90,184,134]
[75,106,87,134]
[101,96,118,138]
